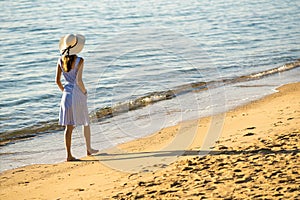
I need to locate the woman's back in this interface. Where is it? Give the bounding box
[59,56,80,84]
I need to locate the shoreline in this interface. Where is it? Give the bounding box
[1,59,299,147]
[1,82,299,199]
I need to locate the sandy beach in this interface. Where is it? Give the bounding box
[1,82,299,199]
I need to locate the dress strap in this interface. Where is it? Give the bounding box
[75,57,81,69]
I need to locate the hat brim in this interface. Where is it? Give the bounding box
[59,34,85,55]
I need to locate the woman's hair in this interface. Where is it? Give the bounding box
[61,55,76,72]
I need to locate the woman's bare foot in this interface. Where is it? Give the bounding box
[87,148,98,156]
[66,156,77,161]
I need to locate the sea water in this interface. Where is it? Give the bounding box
[0,0,299,172]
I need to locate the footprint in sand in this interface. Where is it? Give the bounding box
[246,126,256,130]
[244,132,255,136]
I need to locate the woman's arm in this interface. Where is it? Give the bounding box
[55,63,64,92]
[76,58,87,94]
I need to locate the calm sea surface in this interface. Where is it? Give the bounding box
[0,0,299,171]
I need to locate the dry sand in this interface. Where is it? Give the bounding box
[1,82,299,199]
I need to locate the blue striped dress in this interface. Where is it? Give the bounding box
[58,56,89,126]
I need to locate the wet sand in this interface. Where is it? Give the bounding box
[1,82,299,199]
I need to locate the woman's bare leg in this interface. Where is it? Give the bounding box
[65,125,76,161]
[83,125,98,155]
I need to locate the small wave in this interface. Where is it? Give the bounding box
[91,59,299,121]
[1,59,299,146]
[90,90,175,121]
[239,59,300,81]
[0,119,63,146]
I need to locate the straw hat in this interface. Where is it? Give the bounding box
[59,34,85,55]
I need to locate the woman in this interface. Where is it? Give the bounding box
[55,34,98,161]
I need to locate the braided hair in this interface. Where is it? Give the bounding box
[62,54,75,72]
[61,37,78,72]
